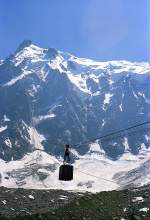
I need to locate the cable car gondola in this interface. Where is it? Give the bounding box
[59,144,73,181]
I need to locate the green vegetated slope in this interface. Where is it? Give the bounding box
[1,185,150,220]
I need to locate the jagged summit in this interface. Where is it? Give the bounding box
[46,47,59,59]
[15,40,32,53]
[6,42,147,80]
[10,42,150,85]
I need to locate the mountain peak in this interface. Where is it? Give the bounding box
[46,48,59,59]
[15,40,32,53]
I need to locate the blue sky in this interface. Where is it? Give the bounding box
[0,0,150,61]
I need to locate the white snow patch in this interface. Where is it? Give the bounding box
[145,135,150,142]
[139,207,149,212]
[140,143,148,153]
[68,74,91,94]
[92,77,99,84]
[59,195,68,200]
[28,195,34,200]
[123,208,127,212]
[119,103,123,111]
[14,44,44,67]
[0,126,7,133]
[2,200,7,205]
[101,119,106,127]
[88,142,105,155]
[4,138,12,148]
[104,93,113,105]
[123,137,130,152]
[103,93,113,110]
[4,115,10,122]
[0,60,3,65]
[28,84,39,97]
[132,90,138,99]
[48,55,64,73]
[132,196,144,202]
[92,91,100,96]
[109,79,114,85]
[4,70,32,86]
[29,127,45,150]
[33,113,56,125]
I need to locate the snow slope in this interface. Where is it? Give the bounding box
[0,143,150,192]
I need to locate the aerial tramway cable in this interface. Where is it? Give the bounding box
[76,169,121,185]
[73,119,150,148]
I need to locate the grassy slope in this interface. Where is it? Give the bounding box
[1,186,150,220]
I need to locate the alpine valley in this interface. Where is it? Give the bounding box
[0,40,150,192]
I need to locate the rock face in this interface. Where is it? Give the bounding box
[0,41,150,161]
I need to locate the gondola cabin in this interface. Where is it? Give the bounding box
[59,144,73,181]
[59,164,73,181]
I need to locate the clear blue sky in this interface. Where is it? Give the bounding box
[0,0,150,61]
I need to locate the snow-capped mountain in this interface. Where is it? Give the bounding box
[0,40,150,161]
[0,40,150,191]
